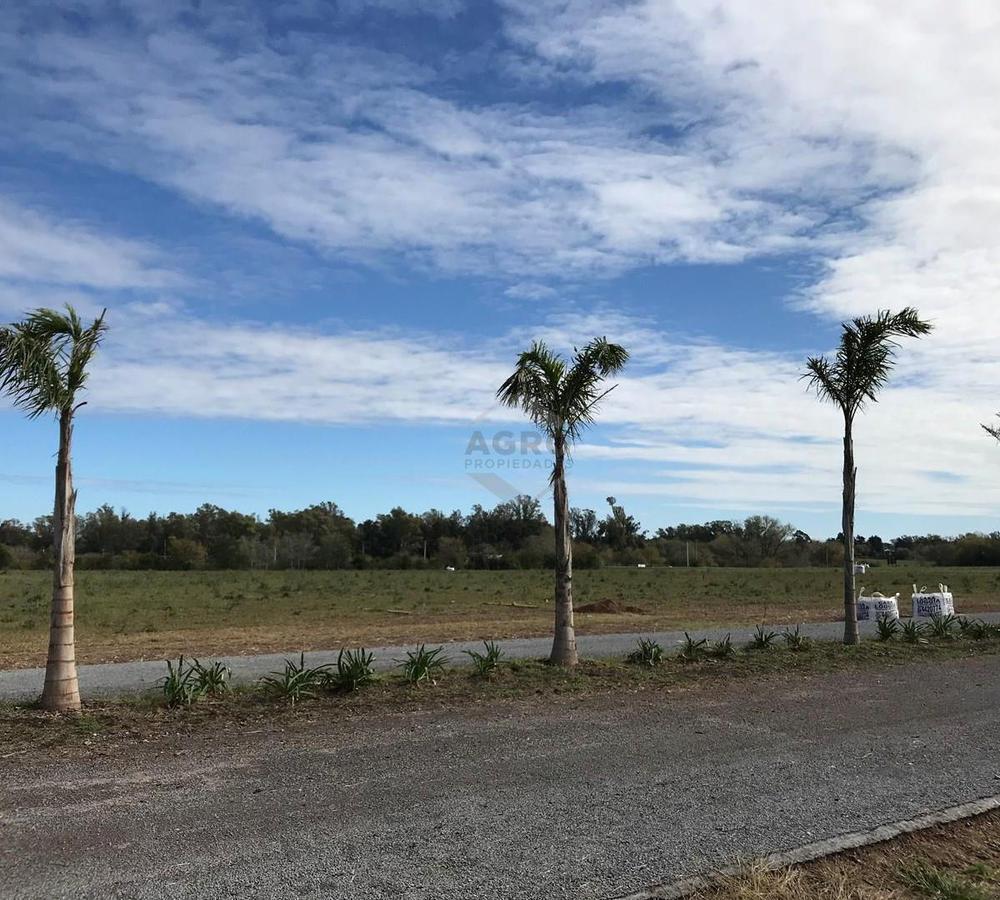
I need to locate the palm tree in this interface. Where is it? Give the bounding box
[803,307,931,645]
[498,337,629,666]
[0,306,108,711]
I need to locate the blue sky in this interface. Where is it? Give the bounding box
[1,0,999,539]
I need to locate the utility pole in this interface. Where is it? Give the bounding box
[686,541,690,567]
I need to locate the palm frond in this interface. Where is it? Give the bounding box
[983,414,1000,442]
[0,306,107,418]
[497,337,629,445]
[802,307,931,419]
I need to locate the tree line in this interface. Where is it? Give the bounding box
[3,498,998,572]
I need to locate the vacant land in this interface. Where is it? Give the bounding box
[2,565,997,667]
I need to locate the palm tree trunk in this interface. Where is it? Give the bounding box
[841,416,859,646]
[550,437,578,666]
[41,409,81,712]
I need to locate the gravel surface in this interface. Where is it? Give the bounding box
[2,655,999,899]
[4,613,999,702]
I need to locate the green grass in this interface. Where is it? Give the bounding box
[1,565,997,667]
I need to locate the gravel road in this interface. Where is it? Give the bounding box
[4,613,999,702]
[2,655,999,899]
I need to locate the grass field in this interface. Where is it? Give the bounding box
[1,564,998,668]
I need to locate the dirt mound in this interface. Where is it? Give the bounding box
[576,598,648,615]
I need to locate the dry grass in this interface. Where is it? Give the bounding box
[696,811,1000,899]
[2,565,997,668]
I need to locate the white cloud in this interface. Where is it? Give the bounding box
[0,6,882,279]
[0,201,175,294]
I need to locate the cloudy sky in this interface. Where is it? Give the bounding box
[1,0,998,537]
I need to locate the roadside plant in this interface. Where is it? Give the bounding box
[327,648,377,693]
[679,632,707,663]
[746,625,778,652]
[190,659,231,696]
[958,619,996,641]
[497,337,629,667]
[399,644,447,685]
[0,306,108,712]
[161,657,202,707]
[463,641,504,678]
[782,625,811,652]
[803,307,932,645]
[259,653,330,704]
[707,634,736,660]
[875,615,901,642]
[928,614,958,640]
[627,638,664,667]
[901,620,929,645]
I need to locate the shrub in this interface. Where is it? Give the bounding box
[327,648,378,692]
[707,634,736,660]
[190,659,231,695]
[398,644,447,685]
[781,625,811,652]
[901,620,929,645]
[746,625,778,652]
[679,632,708,662]
[875,615,900,641]
[160,657,202,707]
[928,613,958,640]
[463,641,504,678]
[628,638,664,667]
[259,653,330,704]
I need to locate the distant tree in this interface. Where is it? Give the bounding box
[0,306,107,711]
[598,496,644,550]
[498,337,628,666]
[804,307,931,645]
[0,543,12,570]
[570,507,599,543]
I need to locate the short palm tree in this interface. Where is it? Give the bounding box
[0,306,108,711]
[804,307,931,645]
[498,337,629,665]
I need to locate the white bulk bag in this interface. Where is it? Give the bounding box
[857,590,900,621]
[911,584,955,618]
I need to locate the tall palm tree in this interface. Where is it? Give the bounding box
[498,337,629,666]
[0,306,108,711]
[803,307,931,645]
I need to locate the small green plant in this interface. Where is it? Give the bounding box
[707,634,736,660]
[463,641,504,677]
[190,659,231,695]
[399,644,447,685]
[628,638,664,667]
[326,648,377,692]
[781,625,811,652]
[875,615,901,641]
[259,653,330,704]
[928,613,958,640]
[956,618,991,640]
[678,632,707,662]
[160,656,202,707]
[897,859,990,900]
[901,620,929,645]
[745,625,778,652]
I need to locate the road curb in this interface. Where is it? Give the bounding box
[612,793,1000,900]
